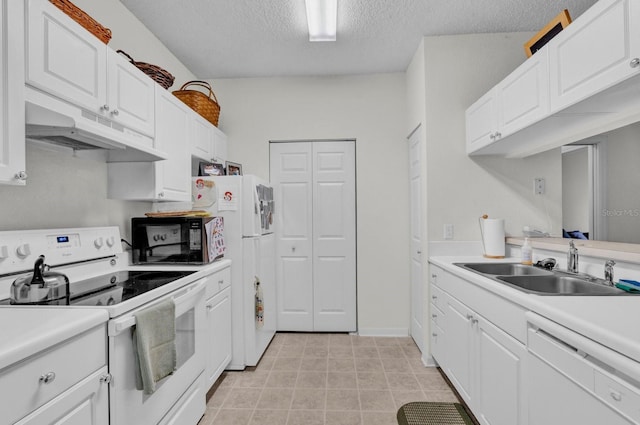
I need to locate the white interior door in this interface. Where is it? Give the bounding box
[409,129,425,352]
[313,142,356,331]
[270,143,314,331]
[270,140,356,332]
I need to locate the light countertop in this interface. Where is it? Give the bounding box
[430,256,640,364]
[0,308,108,371]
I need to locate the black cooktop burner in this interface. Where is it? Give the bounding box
[4,269,196,306]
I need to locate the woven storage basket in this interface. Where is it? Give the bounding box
[49,0,112,44]
[117,50,175,89]
[173,81,221,127]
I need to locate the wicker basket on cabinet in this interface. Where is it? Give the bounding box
[49,0,112,44]
[117,50,175,89]
[172,81,221,127]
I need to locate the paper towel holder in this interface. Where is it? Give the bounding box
[479,214,506,259]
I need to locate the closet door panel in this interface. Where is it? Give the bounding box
[270,143,314,331]
[313,142,356,331]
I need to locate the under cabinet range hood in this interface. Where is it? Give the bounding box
[25,87,167,162]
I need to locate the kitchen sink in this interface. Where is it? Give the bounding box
[496,275,625,295]
[454,262,630,296]
[458,262,553,276]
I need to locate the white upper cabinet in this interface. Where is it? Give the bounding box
[26,0,106,113]
[26,0,155,137]
[190,113,214,161]
[466,88,498,153]
[498,50,549,136]
[467,50,549,154]
[105,49,155,137]
[467,0,640,157]
[549,0,640,113]
[0,0,26,185]
[107,86,191,202]
[190,113,228,163]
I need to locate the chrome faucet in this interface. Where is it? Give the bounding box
[567,241,579,273]
[604,260,616,286]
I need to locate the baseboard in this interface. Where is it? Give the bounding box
[356,327,409,337]
[422,354,438,367]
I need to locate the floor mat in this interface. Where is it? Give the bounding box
[397,401,474,425]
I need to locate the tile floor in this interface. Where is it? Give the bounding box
[198,333,460,425]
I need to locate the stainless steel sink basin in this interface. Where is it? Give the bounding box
[454,262,631,296]
[497,275,625,295]
[457,262,553,276]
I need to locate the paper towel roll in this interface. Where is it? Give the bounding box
[481,218,505,258]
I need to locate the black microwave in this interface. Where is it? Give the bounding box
[131,216,225,264]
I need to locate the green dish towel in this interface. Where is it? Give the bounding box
[132,299,176,394]
[615,282,640,293]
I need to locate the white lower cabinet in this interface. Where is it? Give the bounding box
[16,367,109,425]
[204,266,232,389]
[430,265,527,425]
[1,325,108,425]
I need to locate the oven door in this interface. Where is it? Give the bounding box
[107,280,206,425]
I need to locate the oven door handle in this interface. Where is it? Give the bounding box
[108,280,206,336]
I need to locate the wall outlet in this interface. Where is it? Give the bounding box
[444,224,454,240]
[534,178,545,195]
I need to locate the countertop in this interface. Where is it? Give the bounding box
[0,308,108,371]
[429,256,640,364]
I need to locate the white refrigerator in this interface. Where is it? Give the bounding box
[193,174,276,369]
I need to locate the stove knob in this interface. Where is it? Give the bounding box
[16,244,31,258]
[0,246,8,260]
[106,236,116,247]
[94,237,104,249]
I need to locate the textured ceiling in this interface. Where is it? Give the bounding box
[120,0,598,79]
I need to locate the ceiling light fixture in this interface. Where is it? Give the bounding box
[305,0,337,42]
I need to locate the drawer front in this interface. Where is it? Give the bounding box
[1,325,106,424]
[205,266,231,299]
[594,369,640,423]
[430,283,445,312]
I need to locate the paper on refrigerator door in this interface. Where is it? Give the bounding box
[192,178,217,208]
[205,217,226,260]
[217,180,240,211]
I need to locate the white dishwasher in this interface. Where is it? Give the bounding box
[526,312,640,425]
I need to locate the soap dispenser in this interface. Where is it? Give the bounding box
[521,238,533,265]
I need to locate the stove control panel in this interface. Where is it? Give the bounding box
[0,227,122,275]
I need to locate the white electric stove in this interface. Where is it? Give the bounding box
[0,226,208,425]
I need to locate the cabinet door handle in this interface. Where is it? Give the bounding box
[630,58,640,68]
[14,171,27,181]
[432,295,438,300]
[39,372,56,384]
[490,133,496,140]
[494,132,502,139]
[610,391,622,402]
[100,373,112,384]
[432,332,438,337]
[111,109,120,116]
[101,104,110,112]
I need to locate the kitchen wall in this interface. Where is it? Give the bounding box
[209,75,411,335]
[409,33,563,246]
[406,33,563,357]
[0,0,197,236]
